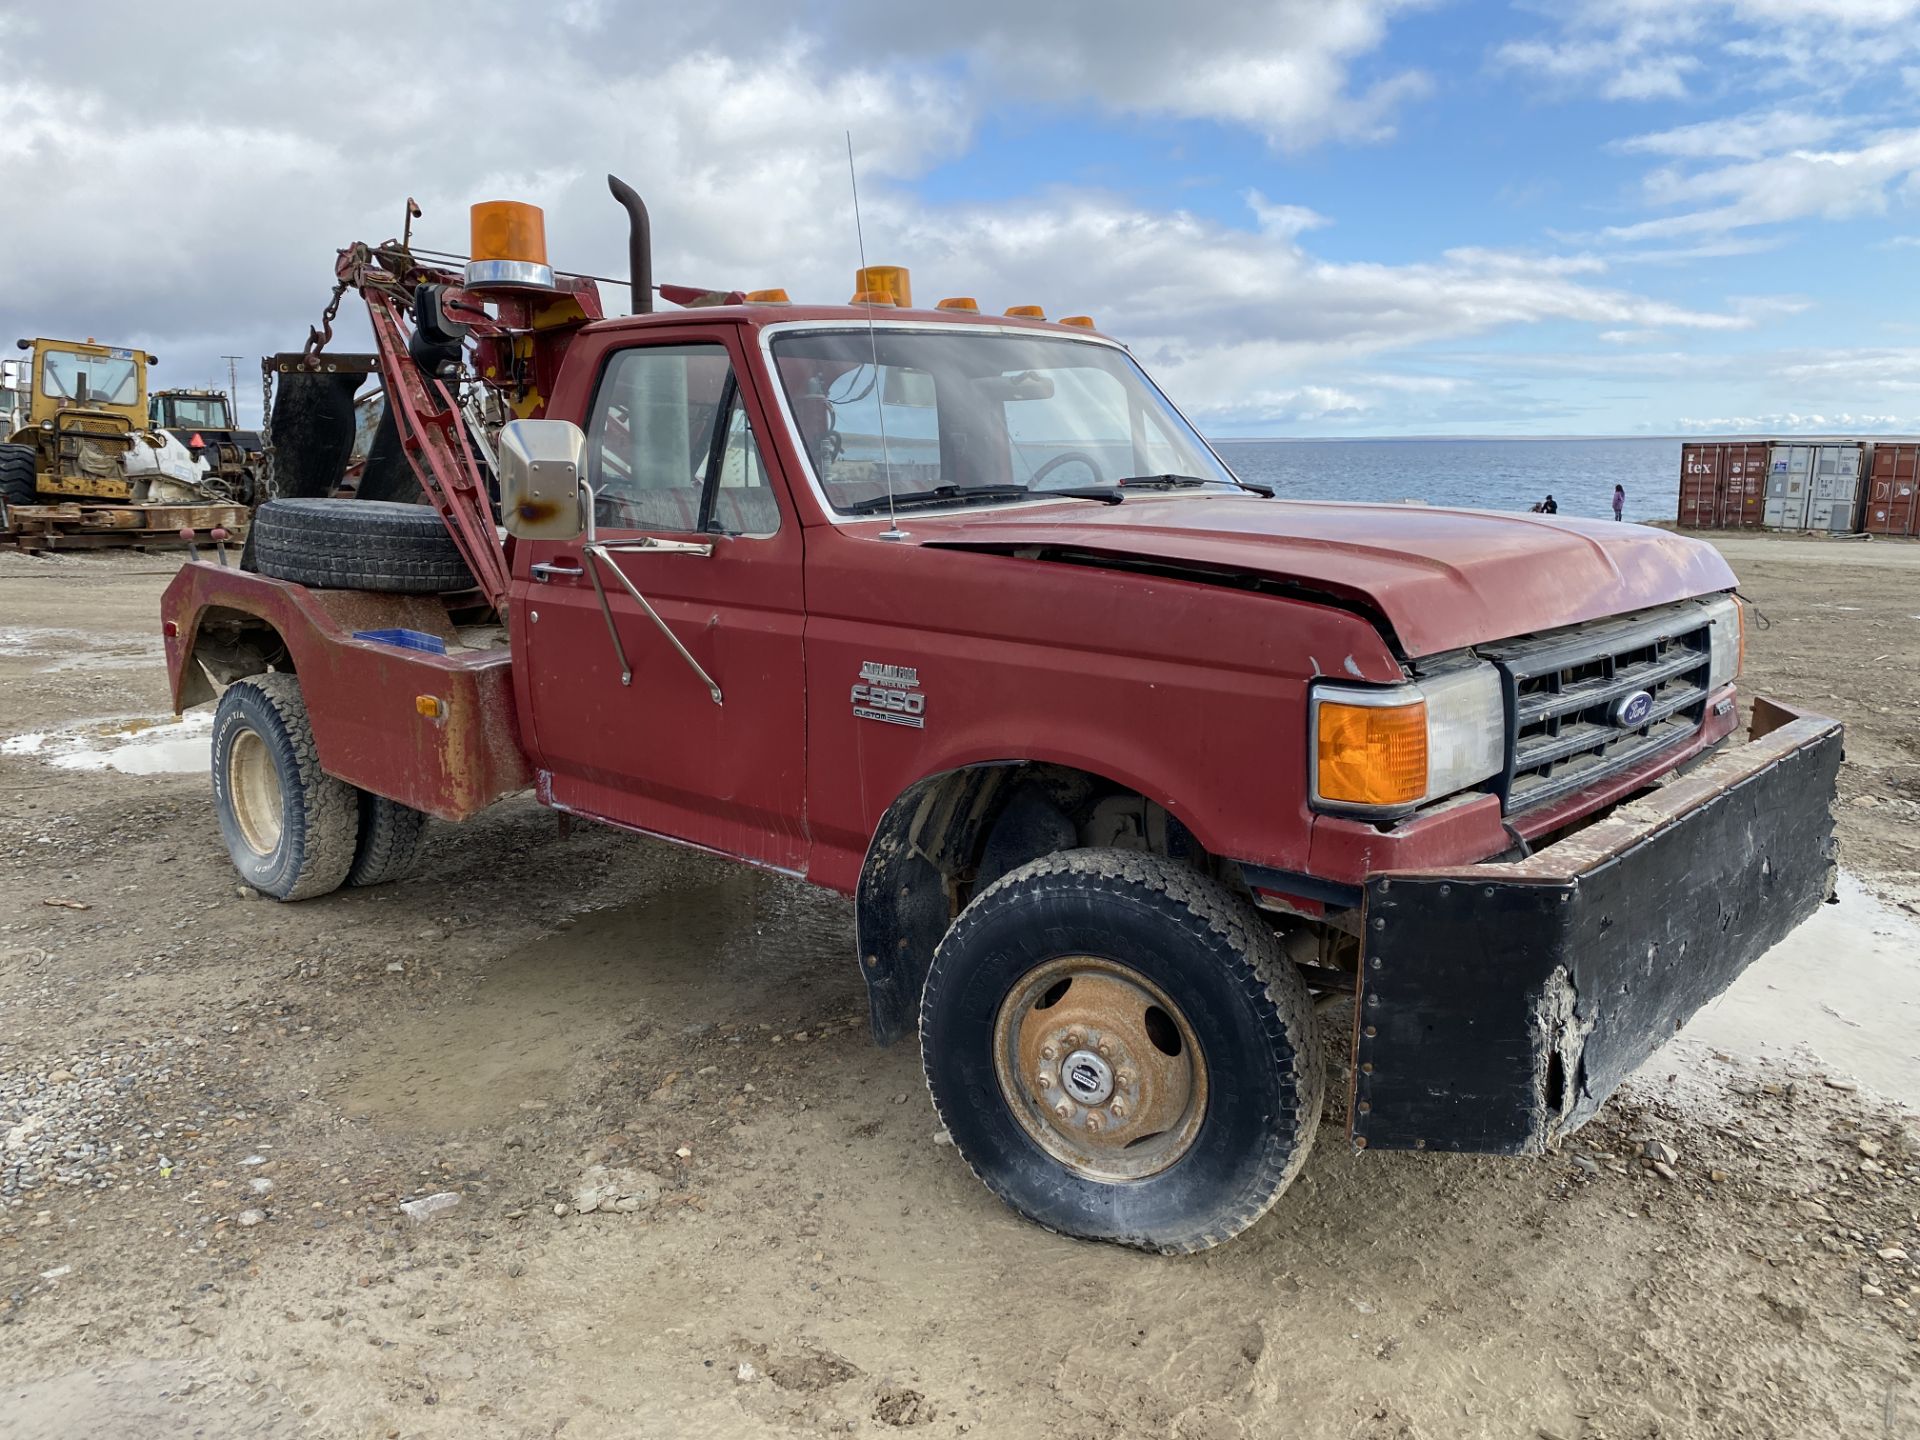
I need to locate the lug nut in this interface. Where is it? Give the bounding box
[1084,1112,1103,1132]
[1116,1069,1135,1088]
[1053,1099,1074,1119]
[1040,1044,1057,1061]
[1096,1040,1113,1059]
[1063,1030,1083,1048]
[1036,1071,1055,1090]
[1110,1099,1127,1119]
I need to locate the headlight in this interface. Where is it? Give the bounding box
[1312,661,1505,815]
[1703,593,1741,692]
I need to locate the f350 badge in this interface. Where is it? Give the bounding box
[852,661,926,729]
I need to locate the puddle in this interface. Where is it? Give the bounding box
[2,712,213,775]
[1668,873,1920,1109]
[0,624,163,673]
[338,871,855,1134]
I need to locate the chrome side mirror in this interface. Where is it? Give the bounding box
[499,419,588,541]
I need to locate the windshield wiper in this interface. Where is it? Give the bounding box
[839,484,1032,516]
[1104,472,1275,496]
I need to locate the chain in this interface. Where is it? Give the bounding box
[304,275,350,358]
[260,360,277,501]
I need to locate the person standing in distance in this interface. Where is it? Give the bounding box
[1613,483,1626,521]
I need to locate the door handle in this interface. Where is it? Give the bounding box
[530,561,584,582]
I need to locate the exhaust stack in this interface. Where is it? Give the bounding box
[606,174,653,315]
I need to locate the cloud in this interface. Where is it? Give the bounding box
[1612,110,1850,160]
[835,0,1437,148]
[0,1,1828,438]
[1673,411,1915,432]
[1495,0,1920,102]
[1602,127,1920,240]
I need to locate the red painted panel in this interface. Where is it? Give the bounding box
[160,564,532,821]
[1867,442,1920,537]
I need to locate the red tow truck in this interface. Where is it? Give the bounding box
[162,182,1842,1252]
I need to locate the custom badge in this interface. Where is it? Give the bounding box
[852,661,926,729]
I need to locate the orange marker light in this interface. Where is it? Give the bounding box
[850,291,897,306]
[466,201,553,290]
[416,695,444,719]
[936,297,980,312]
[1316,699,1427,807]
[745,288,791,304]
[1004,304,1046,319]
[1060,315,1096,329]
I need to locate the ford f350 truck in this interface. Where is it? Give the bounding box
[160,182,1841,1252]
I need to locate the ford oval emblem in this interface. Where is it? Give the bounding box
[1612,689,1654,728]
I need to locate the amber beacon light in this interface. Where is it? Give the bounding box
[466,201,554,291]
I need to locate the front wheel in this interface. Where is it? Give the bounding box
[211,673,359,900]
[920,850,1323,1253]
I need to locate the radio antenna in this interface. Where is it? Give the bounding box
[846,131,902,540]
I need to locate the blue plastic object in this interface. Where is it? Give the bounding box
[352,628,447,655]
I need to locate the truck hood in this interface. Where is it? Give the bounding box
[898,494,1737,658]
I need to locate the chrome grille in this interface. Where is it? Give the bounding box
[1482,604,1712,814]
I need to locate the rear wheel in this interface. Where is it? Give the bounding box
[0,443,38,507]
[211,673,358,900]
[920,849,1322,1253]
[347,791,428,887]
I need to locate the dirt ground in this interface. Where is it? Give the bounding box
[2,533,1918,1440]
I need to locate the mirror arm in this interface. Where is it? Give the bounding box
[581,543,723,705]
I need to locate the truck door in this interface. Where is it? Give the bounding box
[511,330,808,873]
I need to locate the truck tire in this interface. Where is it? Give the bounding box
[347,791,428,887]
[920,849,1322,1253]
[211,673,359,901]
[0,443,37,507]
[250,498,474,594]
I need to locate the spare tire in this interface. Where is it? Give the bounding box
[250,498,476,594]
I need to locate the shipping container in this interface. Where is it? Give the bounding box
[1763,442,1864,531]
[1866,441,1920,537]
[1724,444,1770,528]
[1675,441,1770,529]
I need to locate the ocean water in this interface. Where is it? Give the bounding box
[1214,437,1681,525]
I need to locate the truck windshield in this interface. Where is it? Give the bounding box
[769,327,1236,513]
[161,395,231,428]
[39,350,138,407]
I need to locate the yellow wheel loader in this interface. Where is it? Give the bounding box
[0,337,161,506]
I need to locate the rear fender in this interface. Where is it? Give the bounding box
[163,562,532,820]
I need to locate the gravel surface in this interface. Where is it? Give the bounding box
[1,537,1917,1439]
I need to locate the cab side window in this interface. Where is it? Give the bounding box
[585,344,780,537]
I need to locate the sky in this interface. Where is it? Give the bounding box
[4,0,1920,437]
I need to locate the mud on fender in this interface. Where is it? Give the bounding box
[1348,706,1842,1156]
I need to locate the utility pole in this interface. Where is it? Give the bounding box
[221,355,244,424]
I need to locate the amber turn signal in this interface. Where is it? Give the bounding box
[1315,699,1427,807]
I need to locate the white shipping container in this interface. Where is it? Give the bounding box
[1763,494,1812,529]
[1808,498,1856,531]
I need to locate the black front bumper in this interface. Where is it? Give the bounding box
[1351,698,1842,1156]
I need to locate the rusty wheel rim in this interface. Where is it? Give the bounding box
[992,955,1208,1182]
[228,728,283,857]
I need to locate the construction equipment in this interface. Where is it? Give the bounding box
[1,337,252,549]
[149,387,265,506]
[1,336,160,505]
